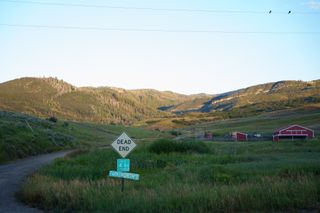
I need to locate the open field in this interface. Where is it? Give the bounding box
[138,104,320,132]
[0,111,166,164]
[19,139,320,212]
[179,106,320,138]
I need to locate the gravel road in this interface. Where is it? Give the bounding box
[0,151,72,213]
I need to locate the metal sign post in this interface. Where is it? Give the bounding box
[121,178,124,192]
[108,132,139,192]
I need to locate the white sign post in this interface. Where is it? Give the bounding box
[109,132,138,192]
[111,132,136,158]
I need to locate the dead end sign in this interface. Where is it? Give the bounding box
[111,132,136,158]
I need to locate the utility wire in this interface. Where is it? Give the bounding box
[1,23,319,34]
[0,0,319,15]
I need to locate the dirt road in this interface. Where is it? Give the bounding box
[0,151,71,213]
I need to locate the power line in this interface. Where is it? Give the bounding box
[1,23,320,34]
[1,0,319,15]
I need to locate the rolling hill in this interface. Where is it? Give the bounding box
[0,77,202,124]
[0,77,319,125]
[165,80,320,114]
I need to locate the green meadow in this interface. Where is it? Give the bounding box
[0,111,165,164]
[180,107,320,137]
[19,139,320,212]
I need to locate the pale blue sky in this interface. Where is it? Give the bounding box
[0,0,319,94]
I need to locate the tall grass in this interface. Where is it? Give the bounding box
[19,140,320,212]
[19,174,320,212]
[149,139,209,154]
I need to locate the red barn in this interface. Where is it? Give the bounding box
[273,125,314,142]
[232,132,248,141]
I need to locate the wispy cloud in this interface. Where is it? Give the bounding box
[307,0,320,9]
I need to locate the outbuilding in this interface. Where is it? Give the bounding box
[273,125,314,142]
[205,132,213,140]
[232,132,248,141]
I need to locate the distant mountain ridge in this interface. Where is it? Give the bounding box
[0,77,319,124]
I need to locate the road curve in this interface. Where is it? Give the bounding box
[0,151,72,213]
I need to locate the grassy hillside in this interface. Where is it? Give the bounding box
[199,80,320,113]
[138,104,320,132]
[0,111,166,164]
[0,77,198,124]
[161,80,320,114]
[1,77,319,126]
[167,93,213,113]
[19,139,320,212]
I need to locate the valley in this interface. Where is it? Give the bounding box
[0,77,319,212]
[0,77,319,126]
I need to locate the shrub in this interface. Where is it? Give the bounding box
[149,139,209,154]
[169,130,182,136]
[47,116,58,123]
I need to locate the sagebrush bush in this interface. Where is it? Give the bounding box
[149,139,209,154]
[169,130,181,136]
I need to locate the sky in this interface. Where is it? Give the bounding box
[0,0,319,95]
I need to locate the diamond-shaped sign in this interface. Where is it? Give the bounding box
[111,132,136,158]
